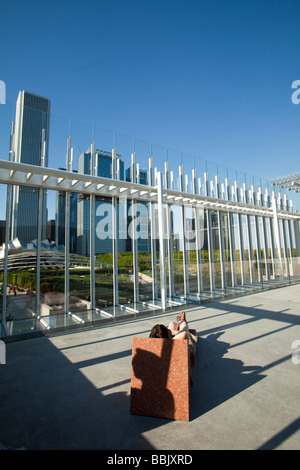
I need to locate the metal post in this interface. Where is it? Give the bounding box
[294,219,300,257]
[204,171,215,292]
[258,186,268,282]
[216,175,226,291]
[243,183,254,284]
[192,168,203,296]
[235,180,245,285]
[225,177,236,287]
[149,157,158,300]
[36,131,46,318]
[1,184,12,336]
[157,171,167,310]
[65,136,72,315]
[272,191,284,281]
[279,193,290,278]
[179,165,189,296]
[112,147,119,306]
[90,142,96,311]
[284,197,294,277]
[266,188,276,279]
[131,152,139,304]
[251,185,262,283]
[165,161,174,298]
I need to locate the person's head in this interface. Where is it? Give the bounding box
[149,324,172,339]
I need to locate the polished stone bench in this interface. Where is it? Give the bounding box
[130,332,197,421]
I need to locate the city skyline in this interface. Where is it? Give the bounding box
[0,1,299,194]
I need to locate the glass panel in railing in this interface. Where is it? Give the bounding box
[133,138,151,185]
[40,189,65,320]
[115,132,134,179]
[0,100,14,161]
[179,152,195,194]
[221,213,230,290]
[201,209,211,292]
[232,213,242,285]
[95,197,114,310]
[151,143,168,179]
[94,126,115,169]
[211,210,222,290]
[0,184,7,337]
[48,113,70,170]
[171,204,184,297]
[164,147,181,190]
[136,199,153,303]
[186,204,197,294]
[6,183,38,332]
[69,119,94,174]
[118,198,135,308]
[69,193,91,314]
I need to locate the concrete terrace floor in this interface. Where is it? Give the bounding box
[0,283,300,451]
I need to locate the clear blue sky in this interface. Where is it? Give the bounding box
[0,0,300,207]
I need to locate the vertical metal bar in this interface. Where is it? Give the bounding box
[235,181,245,285]
[225,177,236,287]
[284,196,293,276]
[157,171,167,310]
[36,131,46,318]
[192,168,203,296]
[165,161,174,298]
[179,165,189,296]
[260,187,270,281]
[243,183,254,284]
[112,147,119,306]
[90,142,96,312]
[36,187,43,318]
[272,191,284,280]
[205,171,215,292]
[294,219,300,257]
[64,136,72,314]
[131,152,139,303]
[215,175,226,290]
[266,188,276,279]
[1,184,12,336]
[251,185,262,283]
[280,194,290,278]
[149,157,158,300]
[258,186,267,283]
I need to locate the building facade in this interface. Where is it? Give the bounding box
[10,91,51,244]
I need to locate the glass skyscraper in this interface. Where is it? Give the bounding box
[10,91,51,243]
[77,149,126,256]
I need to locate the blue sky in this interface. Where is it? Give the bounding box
[0,0,300,208]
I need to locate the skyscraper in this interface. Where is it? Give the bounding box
[10,91,51,243]
[76,149,126,256]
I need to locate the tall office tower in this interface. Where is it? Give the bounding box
[10,91,51,243]
[55,168,78,253]
[76,149,126,256]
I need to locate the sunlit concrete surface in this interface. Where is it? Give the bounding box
[0,283,299,450]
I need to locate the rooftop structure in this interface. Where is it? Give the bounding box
[0,94,300,339]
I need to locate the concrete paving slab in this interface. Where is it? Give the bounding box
[0,283,300,450]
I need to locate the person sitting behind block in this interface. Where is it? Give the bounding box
[149,310,197,369]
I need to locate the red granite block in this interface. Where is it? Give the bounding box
[130,337,190,421]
